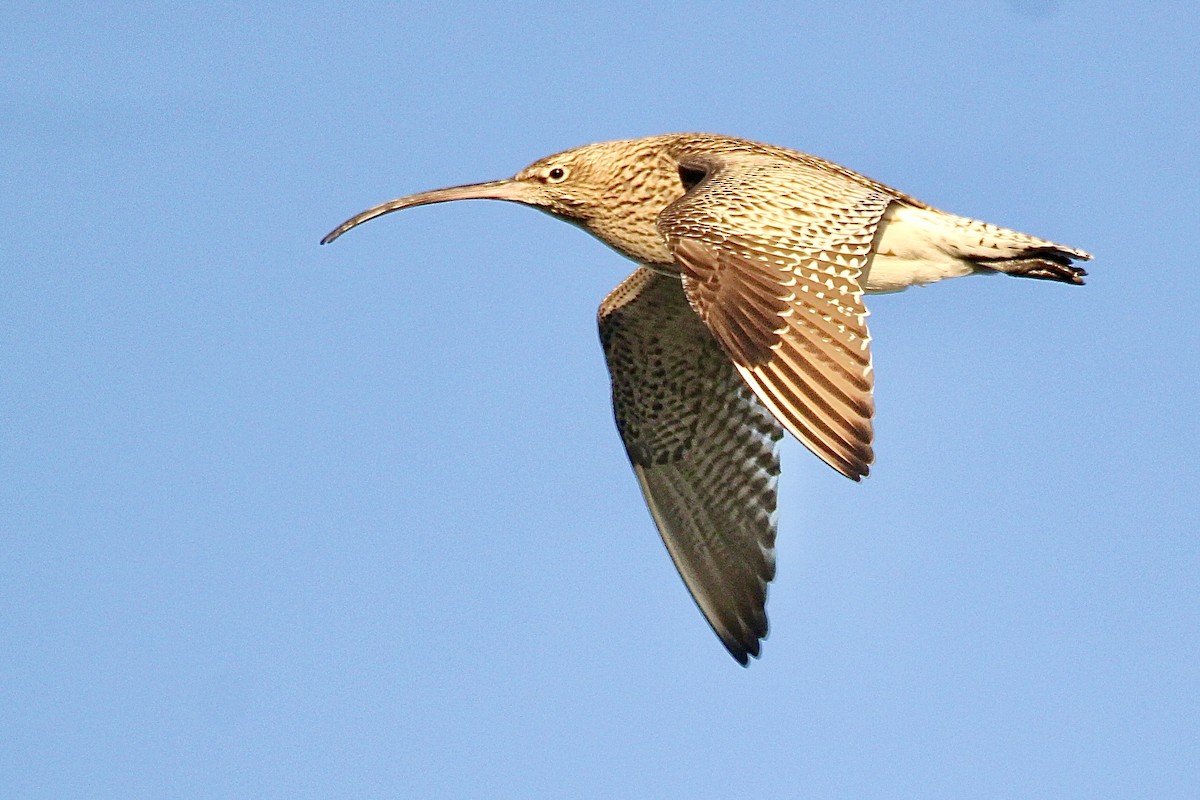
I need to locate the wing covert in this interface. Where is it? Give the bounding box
[658,152,894,480]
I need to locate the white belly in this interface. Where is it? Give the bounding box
[861,205,980,294]
[862,252,978,294]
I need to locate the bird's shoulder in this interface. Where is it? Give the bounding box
[658,133,930,210]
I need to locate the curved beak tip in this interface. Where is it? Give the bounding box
[319,178,530,249]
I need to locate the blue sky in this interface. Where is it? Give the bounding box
[3,3,1197,797]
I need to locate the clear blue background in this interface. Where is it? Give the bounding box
[3,3,1197,797]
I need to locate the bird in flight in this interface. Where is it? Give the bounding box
[322,133,1090,665]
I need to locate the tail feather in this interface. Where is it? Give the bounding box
[865,205,1092,292]
[912,207,1093,286]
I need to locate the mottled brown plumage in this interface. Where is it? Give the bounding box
[598,268,783,663]
[322,133,1091,664]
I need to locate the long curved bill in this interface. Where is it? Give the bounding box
[320,179,536,245]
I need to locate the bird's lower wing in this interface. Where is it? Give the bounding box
[658,153,894,480]
[599,268,784,665]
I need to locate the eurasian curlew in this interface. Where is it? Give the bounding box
[322,133,1090,664]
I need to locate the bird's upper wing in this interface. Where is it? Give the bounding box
[599,268,784,665]
[657,152,895,480]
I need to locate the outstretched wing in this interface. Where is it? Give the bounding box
[599,268,784,665]
[658,152,894,480]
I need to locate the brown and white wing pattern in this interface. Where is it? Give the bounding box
[658,152,896,480]
[599,268,784,664]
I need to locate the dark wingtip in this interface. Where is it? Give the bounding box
[725,629,765,667]
[728,644,753,667]
[842,459,869,482]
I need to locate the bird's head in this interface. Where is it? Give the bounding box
[322,136,690,266]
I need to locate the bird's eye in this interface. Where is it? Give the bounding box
[547,166,567,182]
